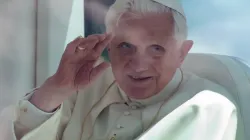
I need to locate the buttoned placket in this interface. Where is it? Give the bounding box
[109,103,140,140]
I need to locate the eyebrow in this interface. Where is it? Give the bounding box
[119,42,135,47]
[119,42,166,50]
[114,34,171,48]
[150,44,164,47]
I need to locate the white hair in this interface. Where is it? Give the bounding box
[105,0,188,41]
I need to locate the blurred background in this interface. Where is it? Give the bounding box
[0,0,249,111]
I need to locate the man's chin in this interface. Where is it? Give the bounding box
[125,87,154,99]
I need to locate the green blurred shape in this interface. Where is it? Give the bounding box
[101,48,110,62]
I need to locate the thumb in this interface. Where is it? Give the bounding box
[89,62,110,82]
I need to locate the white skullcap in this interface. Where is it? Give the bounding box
[152,0,185,17]
[105,0,187,39]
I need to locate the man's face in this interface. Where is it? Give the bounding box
[108,12,192,99]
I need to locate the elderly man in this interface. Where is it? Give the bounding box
[0,0,243,140]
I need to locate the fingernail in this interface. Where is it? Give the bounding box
[77,35,83,39]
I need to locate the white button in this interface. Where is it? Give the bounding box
[110,134,117,140]
[116,124,123,129]
[131,105,137,110]
[124,111,130,116]
[21,107,28,113]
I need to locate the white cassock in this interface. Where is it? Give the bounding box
[0,53,249,140]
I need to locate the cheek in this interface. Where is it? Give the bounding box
[152,60,163,74]
[109,49,130,71]
[154,55,179,75]
[165,49,181,67]
[153,57,178,87]
[109,50,125,63]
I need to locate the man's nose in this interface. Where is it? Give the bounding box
[129,55,151,73]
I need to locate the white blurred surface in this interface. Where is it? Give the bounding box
[0,0,84,112]
[0,0,36,111]
[36,0,84,86]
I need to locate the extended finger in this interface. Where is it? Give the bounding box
[77,34,106,50]
[94,33,113,55]
[75,34,108,60]
[67,34,104,55]
[88,34,106,42]
[65,36,83,54]
[75,39,100,61]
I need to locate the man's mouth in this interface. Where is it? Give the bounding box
[128,75,153,81]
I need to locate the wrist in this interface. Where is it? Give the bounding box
[29,78,63,112]
[29,90,60,113]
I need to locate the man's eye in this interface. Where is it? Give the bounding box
[119,42,132,49]
[153,46,161,51]
[149,45,165,56]
[151,45,165,52]
[117,42,134,55]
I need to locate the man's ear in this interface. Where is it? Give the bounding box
[179,40,193,64]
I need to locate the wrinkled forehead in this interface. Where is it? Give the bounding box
[113,12,175,44]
